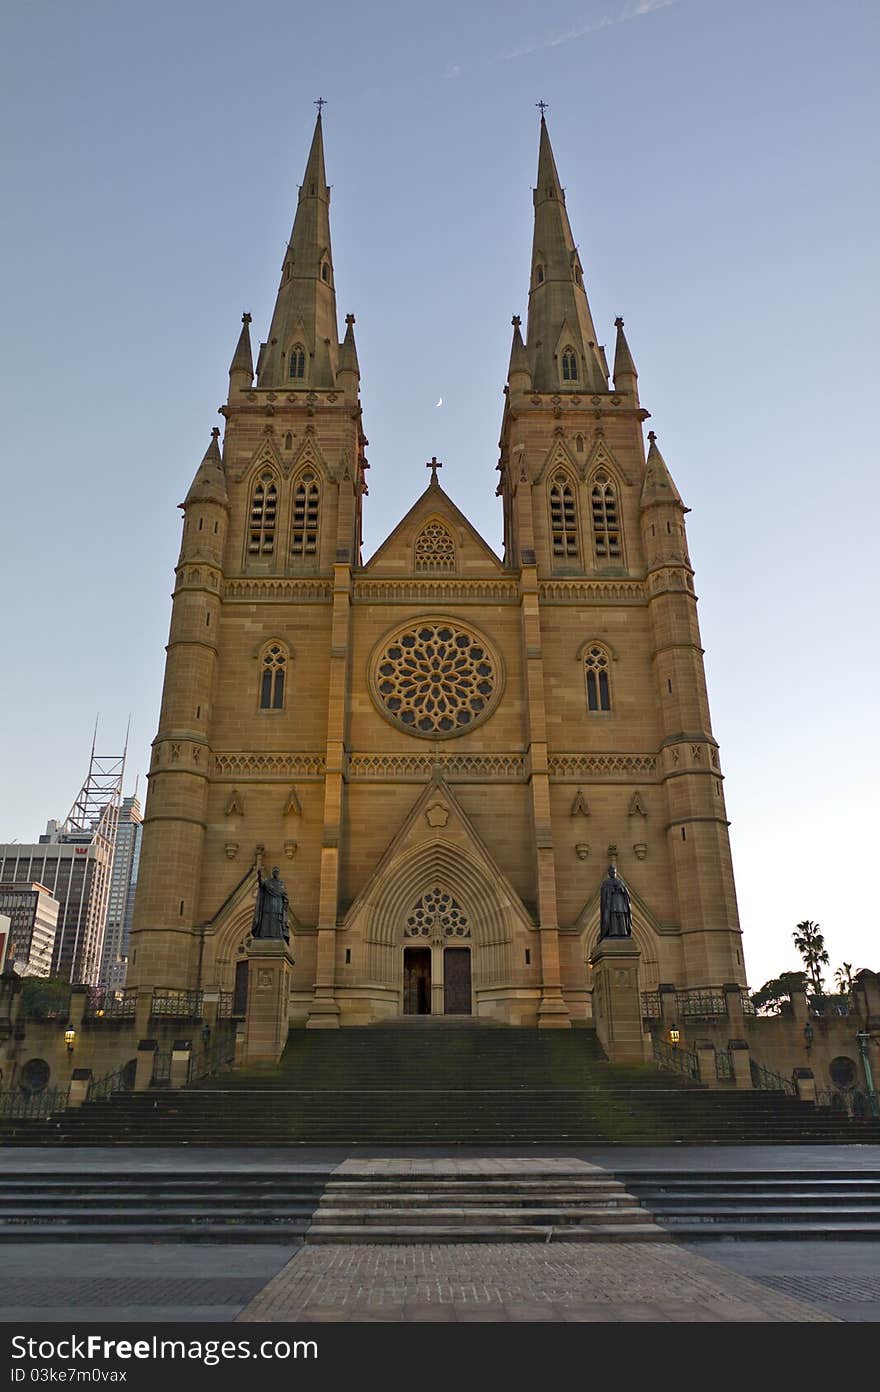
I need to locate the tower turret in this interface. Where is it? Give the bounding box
[639,431,743,983]
[228,312,254,395]
[612,316,639,404]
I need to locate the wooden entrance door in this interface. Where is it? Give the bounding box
[403,947,432,1015]
[443,947,472,1015]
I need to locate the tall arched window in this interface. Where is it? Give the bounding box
[561,348,578,382]
[535,264,544,284]
[590,471,621,563]
[584,646,612,712]
[259,643,287,710]
[321,263,330,283]
[288,344,306,379]
[549,470,579,562]
[291,469,320,558]
[248,470,277,556]
[413,518,456,573]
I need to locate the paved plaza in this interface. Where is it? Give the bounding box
[0,1146,876,1323]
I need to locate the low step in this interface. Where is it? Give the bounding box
[306,1224,667,1244]
[311,1205,652,1227]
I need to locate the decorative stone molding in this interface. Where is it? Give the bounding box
[425,802,450,828]
[539,580,643,604]
[570,790,591,816]
[549,754,656,779]
[575,843,590,860]
[224,790,244,816]
[354,578,518,604]
[213,754,325,779]
[628,791,648,816]
[633,843,648,860]
[223,578,332,601]
[346,753,526,780]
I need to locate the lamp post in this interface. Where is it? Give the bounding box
[856,1030,879,1119]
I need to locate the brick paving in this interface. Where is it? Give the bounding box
[236,1242,835,1323]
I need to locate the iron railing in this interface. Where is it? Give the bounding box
[640,991,661,1020]
[0,1086,70,1119]
[816,1087,879,1120]
[217,991,246,1021]
[150,989,203,1020]
[749,1058,796,1096]
[85,987,137,1021]
[652,1037,701,1082]
[151,1049,172,1085]
[188,1033,237,1084]
[86,1061,133,1103]
[675,988,727,1019]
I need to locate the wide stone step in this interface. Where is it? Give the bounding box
[305,1224,667,1244]
[0,1223,311,1244]
[311,1205,652,1226]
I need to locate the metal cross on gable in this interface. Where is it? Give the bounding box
[314,97,327,115]
[426,457,442,481]
[536,100,549,118]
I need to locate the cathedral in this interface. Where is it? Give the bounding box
[128,111,747,1030]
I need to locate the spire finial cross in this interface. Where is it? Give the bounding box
[242,311,252,325]
[426,456,442,483]
[536,100,549,119]
[314,97,326,116]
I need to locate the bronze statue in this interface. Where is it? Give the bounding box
[599,864,633,939]
[251,865,290,943]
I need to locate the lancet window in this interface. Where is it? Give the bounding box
[549,470,580,562]
[590,472,622,563]
[584,646,612,713]
[259,643,287,710]
[288,345,306,379]
[248,471,278,556]
[291,469,320,559]
[561,348,578,382]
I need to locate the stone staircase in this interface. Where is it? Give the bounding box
[2,1022,878,1147]
[307,1165,666,1243]
[624,1171,880,1240]
[0,1171,331,1242]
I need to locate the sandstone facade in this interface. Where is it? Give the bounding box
[128,113,746,1029]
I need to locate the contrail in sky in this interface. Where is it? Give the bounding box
[444,0,679,77]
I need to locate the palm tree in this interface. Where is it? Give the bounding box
[834,962,854,995]
[792,920,830,996]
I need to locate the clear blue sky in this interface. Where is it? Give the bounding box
[1,0,877,991]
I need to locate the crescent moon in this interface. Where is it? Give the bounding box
[435,397,443,408]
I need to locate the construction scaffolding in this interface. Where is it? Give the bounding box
[57,720,128,984]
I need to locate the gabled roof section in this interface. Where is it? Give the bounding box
[363,479,504,573]
[341,771,535,934]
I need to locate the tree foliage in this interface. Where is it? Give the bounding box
[19,975,72,1020]
[750,970,808,1014]
[792,920,830,995]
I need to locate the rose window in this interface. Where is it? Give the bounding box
[370,620,501,737]
[405,887,470,938]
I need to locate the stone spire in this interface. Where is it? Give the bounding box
[640,431,684,510]
[256,111,340,389]
[525,115,607,393]
[228,312,254,393]
[506,314,532,391]
[183,428,228,509]
[612,316,638,403]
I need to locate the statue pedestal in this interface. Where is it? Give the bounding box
[243,939,294,1065]
[589,937,648,1065]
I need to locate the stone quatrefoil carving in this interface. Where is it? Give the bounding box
[370,619,502,738]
